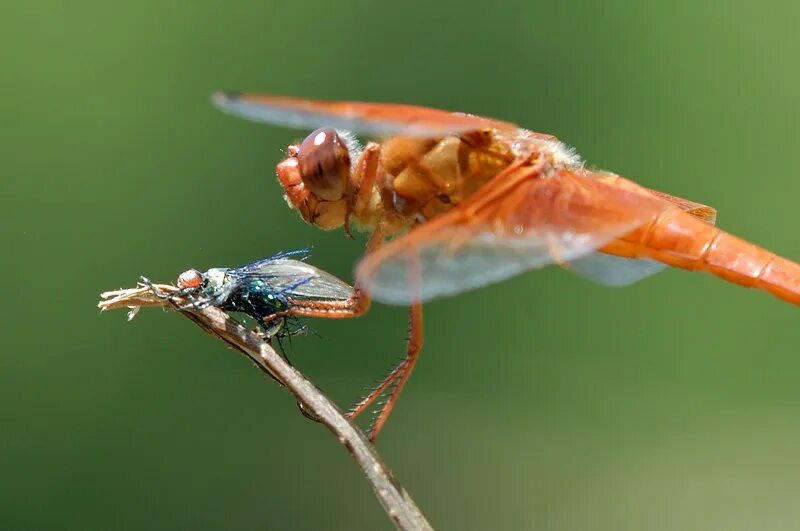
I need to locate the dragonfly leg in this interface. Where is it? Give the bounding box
[345,142,383,237]
[347,303,423,441]
[278,297,367,319]
[347,362,403,420]
[276,223,388,322]
[262,310,291,324]
[260,224,427,441]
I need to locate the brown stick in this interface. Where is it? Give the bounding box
[98,284,433,531]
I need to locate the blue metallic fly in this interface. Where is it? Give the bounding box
[143,250,355,340]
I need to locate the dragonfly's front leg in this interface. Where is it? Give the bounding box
[268,223,388,326]
[344,142,383,237]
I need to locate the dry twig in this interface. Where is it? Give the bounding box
[98,283,432,531]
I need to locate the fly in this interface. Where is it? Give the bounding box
[142,250,356,341]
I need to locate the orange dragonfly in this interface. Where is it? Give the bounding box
[214,91,800,440]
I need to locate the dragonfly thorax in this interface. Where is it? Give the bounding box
[381,131,515,222]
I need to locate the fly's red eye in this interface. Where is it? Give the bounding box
[177,269,202,289]
[296,127,351,202]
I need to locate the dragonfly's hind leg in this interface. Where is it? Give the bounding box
[259,225,424,441]
[347,303,423,441]
[343,305,419,422]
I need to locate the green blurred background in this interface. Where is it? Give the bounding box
[3,1,800,529]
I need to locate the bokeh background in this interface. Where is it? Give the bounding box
[4,1,800,529]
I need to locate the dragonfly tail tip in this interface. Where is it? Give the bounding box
[211,90,241,107]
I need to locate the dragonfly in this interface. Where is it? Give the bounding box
[213,91,800,440]
[142,250,357,342]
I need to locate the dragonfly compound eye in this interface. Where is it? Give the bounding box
[177,269,203,289]
[297,128,351,202]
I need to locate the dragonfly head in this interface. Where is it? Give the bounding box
[276,128,354,230]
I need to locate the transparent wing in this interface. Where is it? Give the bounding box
[567,253,667,286]
[645,188,717,224]
[212,91,517,137]
[564,184,717,287]
[356,167,671,305]
[591,172,718,224]
[245,258,354,301]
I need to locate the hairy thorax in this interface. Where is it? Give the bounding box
[351,130,519,234]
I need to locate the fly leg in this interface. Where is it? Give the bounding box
[257,317,286,341]
[139,276,179,299]
[140,276,195,303]
[139,276,210,312]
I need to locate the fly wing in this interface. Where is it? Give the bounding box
[212,91,518,137]
[356,167,672,305]
[247,258,354,301]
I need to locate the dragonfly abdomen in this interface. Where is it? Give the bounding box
[609,209,800,305]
